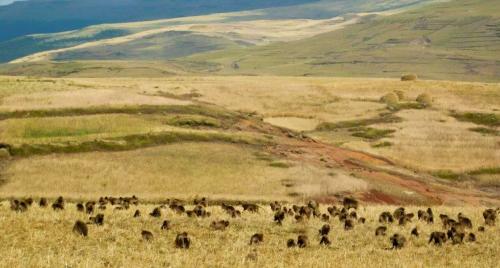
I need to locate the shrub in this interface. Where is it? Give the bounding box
[401,74,418,81]
[393,90,405,100]
[416,93,432,107]
[380,93,399,106]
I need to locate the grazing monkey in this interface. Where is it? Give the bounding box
[343,197,358,210]
[319,224,330,236]
[375,226,387,236]
[274,210,285,225]
[429,232,447,246]
[161,220,171,231]
[73,220,88,237]
[242,203,259,213]
[249,233,264,245]
[39,198,48,208]
[390,233,406,249]
[76,203,85,212]
[52,197,64,211]
[89,213,104,225]
[141,230,154,241]
[85,202,95,214]
[297,235,308,248]
[466,233,476,242]
[457,213,473,229]
[175,232,191,249]
[211,220,230,231]
[319,235,331,246]
[344,219,354,231]
[133,209,141,218]
[150,207,161,218]
[379,212,394,224]
[411,227,419,237]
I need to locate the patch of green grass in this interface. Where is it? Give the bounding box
[0,104,238,121]
[371,141,393,148]
[468,127,499,136]
[254,152,274,161]
[451,112,500,127]
[351,127,395,140]
[165,115,221,128]
[432,170,461,180]
[23,128,102,139]
[468,167,500,176]
[269,161,291,168]
[8,130,271,157]
[432,167,499,181]
[393,102,426,111]
[315,113,402,131]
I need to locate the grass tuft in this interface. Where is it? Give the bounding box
[350,127,395,140]
[468,127,499,136]
[315,113,402,131]
[371,141,393,148]
[451,112,499,127]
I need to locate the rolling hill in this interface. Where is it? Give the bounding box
[1,0,498,82]
[0,0,427,63]
[0,0,315,42]
[185,0,500,81]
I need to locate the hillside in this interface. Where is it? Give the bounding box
[186,0,500,82]
[0,0,314,42]
[2,0,498,82]
[0,0,427,63]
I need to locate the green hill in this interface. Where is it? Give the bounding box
[0,0,427,63]
[186,0,500,82]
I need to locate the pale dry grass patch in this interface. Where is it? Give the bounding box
[263,117,321,131]
[0,89,190,111]
[0,203,498,267]
[370,110,499,172]
[0,142,353,201]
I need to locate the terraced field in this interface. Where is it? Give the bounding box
[0,75,498,206]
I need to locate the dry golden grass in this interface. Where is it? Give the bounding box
[0,89,190,111]
[1,75,498,174]
[0,75,498,267]
[263,117,320,131]
[0,202,498,267]
[0,142,366,201]
[317,109,500,172]
[372,110,499,172]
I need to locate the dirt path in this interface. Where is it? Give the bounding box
[238,118,500,206]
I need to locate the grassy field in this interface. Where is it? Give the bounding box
[0,75,498,190]
[0,142,365,201]
[187,0,500,82]
[0,201,498,267]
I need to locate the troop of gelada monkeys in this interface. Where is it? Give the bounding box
[8,196,499,250]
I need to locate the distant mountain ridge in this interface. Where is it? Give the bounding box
[0,0,425,63]
[0,0,315,42]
